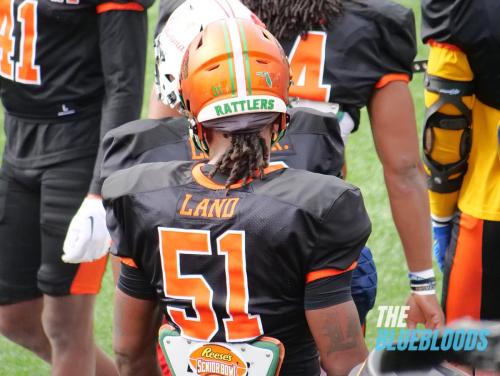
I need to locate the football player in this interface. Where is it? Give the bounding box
[0,1,151,375]
[103,18,371,376]
[421,0,500,322]
[146,0,376,334]
[147,0,442,328]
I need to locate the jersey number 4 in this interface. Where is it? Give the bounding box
[0,0,41,85]
[158,227,263,342]
[288,31,331,102]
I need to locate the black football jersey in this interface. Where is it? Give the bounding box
[421,0,500,110]
[156,0,416,129]
[100,107,344,184]
[0,0,152,120]
[1,0,152,191]
[103,160,371,375]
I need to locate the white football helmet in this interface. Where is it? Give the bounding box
[154,0,259,109]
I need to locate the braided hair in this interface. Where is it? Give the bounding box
[242,0,343,39]
[210,132,269,188]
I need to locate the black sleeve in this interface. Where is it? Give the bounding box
[155,0,185,37]
[304,270,353,310]
[421,0,456,44]
[103,169,163,261]
[89,6,148,194]
[370,3,416,83]
[329,1,416,109]
[104,194,151,261]
[105,196,133,258]
[118,262,157,300]
[307,188,371,276]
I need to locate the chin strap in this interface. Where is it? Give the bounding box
[271,113,289,146]
[189,119,210,154]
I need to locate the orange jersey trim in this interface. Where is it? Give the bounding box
[120,257,138,269]
[191,162,287,190]
[427,39,462,52]
[374,73,410,89]
[70,255,108,294]
[305,261,358,284]
[446,213,483,323]
[96,2,144,14]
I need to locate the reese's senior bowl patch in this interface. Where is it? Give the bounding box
[189,343,248,376]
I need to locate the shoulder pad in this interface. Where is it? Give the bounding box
[347,0,415,31]
[102,161,194,200]
[345,0,416,78]
[421,0,457,43]
[104,117,188,156]
[254,168,356,220]
[101,117,189,181]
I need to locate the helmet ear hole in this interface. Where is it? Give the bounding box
[197,36,203,49]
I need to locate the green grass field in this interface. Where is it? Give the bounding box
[0,1,435,374]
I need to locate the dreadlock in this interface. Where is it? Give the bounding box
[209,132,269,188]
[242,0,343,39]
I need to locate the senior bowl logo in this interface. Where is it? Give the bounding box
[189,343,248,376]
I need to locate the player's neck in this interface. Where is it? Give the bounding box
[206,128,273,165]
[207,132,232,165]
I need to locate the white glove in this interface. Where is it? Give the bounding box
[62,196,111,263]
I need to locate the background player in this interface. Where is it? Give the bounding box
[421,0,500,323]
[103,18,371,376]
[0,1,151,375]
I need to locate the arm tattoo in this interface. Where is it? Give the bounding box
[322,314,361,354]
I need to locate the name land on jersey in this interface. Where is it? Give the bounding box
[179,194,240,219]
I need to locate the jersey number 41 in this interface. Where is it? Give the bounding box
[0,0,41,85]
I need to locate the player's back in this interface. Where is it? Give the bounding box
[103,160,371,375]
